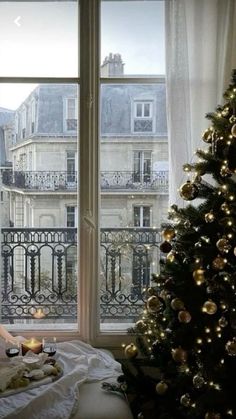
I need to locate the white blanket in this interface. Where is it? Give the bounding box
[0,340,122,419]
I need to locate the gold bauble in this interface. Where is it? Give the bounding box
[205,211,215,223]
[202,128,213,143]
[162,228,176,241]
[231,123,236,137]
[147,287,155,295]
[135,320,148,332]
[170,298,185,311]
[166,251,176,263]
[172,347,188,363]
[193,268,205,285]
[179,181,198,201]
[178,310,192,323]
[202,300,217,315]
[216,238,231,253]
[225,339,236,356]
[205,413,221,419]
[147,295,161,312]
[229,115,236,123]
[220,202,230,213]
[193,374,205,388]
[212,255,226,270]
[180,393,191,407]
[155,381,168,395]
[124,343,138,359]
[218,316,228,328]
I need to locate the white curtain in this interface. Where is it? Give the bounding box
[165,0,236,205]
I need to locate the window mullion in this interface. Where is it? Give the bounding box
[79,0,100,344]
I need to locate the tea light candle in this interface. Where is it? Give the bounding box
[21,338,42,356]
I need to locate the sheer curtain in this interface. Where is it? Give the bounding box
[165,0,236,205]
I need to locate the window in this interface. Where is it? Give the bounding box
[21,106,26,139]
[133,100,154,133]
[66,206,76,227]
[65,98,78,131]
[133,206,151,227]
[31,99,36,134]
[0,0,166,346]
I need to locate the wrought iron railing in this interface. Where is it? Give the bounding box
[1,227,161,324]
[2,170,168,193]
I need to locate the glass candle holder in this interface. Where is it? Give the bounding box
[5,340,20,358]
[42,337,57,357]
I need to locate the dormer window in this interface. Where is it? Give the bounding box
[21,106,26,138]
[31,99,36,134]
[133,100,154,133]
[65,98,78,131]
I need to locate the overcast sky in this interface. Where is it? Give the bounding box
[0,0,165,110]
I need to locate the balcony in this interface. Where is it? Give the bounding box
[2,170,168,193]
[1,227,161,325]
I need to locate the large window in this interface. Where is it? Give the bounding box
[0,0,167,346]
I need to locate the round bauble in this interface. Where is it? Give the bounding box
[193,374,205,388]
[162,228,175,241]
[160,241,172,253]
[180,393,191,407]
[147,295,161,312]
[216,238,231,253]
[178,310,192,323]
[170,298,185,311]
[226,339,236,356]
[179,181,199,201]
[202,300,217,315]
[218,316,228,328]
[231,123,236,137]
[193,268,205,285]
[212,255,226,270]
[202,128,213,143]
[124,343,138,359]
[135,320,148,332]
[172,347,188,363]
[229,115,236,123]
[155,381,168,395]
[205,211,215,223]
[221,202,230,213]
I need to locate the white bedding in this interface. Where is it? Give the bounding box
[0,340,122,419]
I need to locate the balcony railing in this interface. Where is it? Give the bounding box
[2,170,168,193]
[1,227,161,324]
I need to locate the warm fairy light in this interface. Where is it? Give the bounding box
[205,328,210,333]
[220,359,224,364]
[227,409,233,415]
[197,349,202,353]
[121,343,126,348]
[217,334,222,338]
[222,184,227,190]
[216,326,221,332]
[221,304,227,310]
[229,195,234,200]
[209,381,214,386]
[197,338,202,344]
[217,112,222,117]
[207,338,212,343]
[227,220,233,226]
[214,384,221,390]
[160,332,165,338]
[228,233,233,239]
[229,134,233,139]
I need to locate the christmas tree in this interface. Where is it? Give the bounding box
[123,70,236,419]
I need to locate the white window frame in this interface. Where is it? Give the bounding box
[1,0,165,349]
[132,99,155,133]
[64,97,78,132]
[133,205,151,228]
[135,101,153,119]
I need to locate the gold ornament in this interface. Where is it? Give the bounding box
[179,181,198,201]
[147,295,161,312]
[216,238,231,253]
[172,347,188,363]
[155,381,168,395]
[212,255,226,270]
[180,393,191,407]
[225,339,236,356]
[221,202,230,213]
[193,374,205,388]
[233,247,236,256]
[229,115,236,123]
[147,287,155,295]
[166,251,176,263]
[231,123,236,137]
[124,343,138,359]
[162,228,175,241]
[135,320,148,332]
[178,310,192,323]
[222,107,229,117]
[205,211,215,223]
[193,268,205,285]
[202,128,213,143]
[202,300,217,315]
[170,298,185,311]
[218,316,228,328]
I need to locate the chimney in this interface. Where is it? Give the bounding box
[101,53,124,77]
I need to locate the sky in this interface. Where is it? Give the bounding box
[0,0,165,110]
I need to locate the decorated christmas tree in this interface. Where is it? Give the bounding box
[122,70,236,419]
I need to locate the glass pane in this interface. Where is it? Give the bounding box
[100,83,169,331]
[101,0,165,77]
[0,83,79,329]
[0,1,79,77]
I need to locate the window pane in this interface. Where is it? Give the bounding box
[100,83,168,331]
[0,1,79,77]
[0,83,79,329]
[101,0,165,77]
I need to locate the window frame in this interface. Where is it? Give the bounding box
[0,0,165,349]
